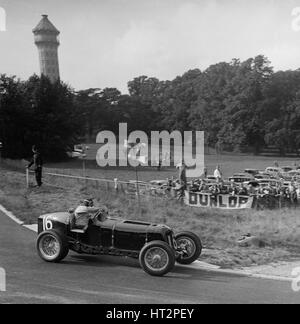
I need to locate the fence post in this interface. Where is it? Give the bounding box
[26,168,29,188]
[114,178,118,192]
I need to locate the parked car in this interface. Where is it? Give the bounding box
[255,174,269,180]
[244,169,260,176]
[257,171,278,179]
[247,180,260,188]
[257,179,282,188]
[206,175,217,181]
[281,166,294,173]
[265,167,283,175]
[229,174,253,183]
[288,170,300,178]
[37,208,202,277]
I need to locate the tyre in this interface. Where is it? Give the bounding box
[37,230,69,263]
[139,241,176,276]
[175,232,202,265]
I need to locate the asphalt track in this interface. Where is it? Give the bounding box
[0,211,299,304]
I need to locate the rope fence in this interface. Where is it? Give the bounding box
[25,168,160,197]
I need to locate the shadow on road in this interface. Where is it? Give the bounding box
[64,253,244,283]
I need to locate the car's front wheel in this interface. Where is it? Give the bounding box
[175,232,202,265]
[139,241,175,276]
[37,230,69,263]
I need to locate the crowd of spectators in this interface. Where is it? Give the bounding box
[187,178,300,209]
[160,164,300,209]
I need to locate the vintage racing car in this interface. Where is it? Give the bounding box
[36,208,202,276]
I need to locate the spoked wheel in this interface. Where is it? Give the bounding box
[37,230,69,263]
[175,232,202,265]
[139,241,175,276]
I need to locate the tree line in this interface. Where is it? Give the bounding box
[1,55,300,160]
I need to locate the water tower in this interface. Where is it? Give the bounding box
[33,15,60,83]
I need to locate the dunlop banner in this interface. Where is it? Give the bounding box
[185,191,254,209]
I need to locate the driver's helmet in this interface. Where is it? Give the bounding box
[83,199,94,207]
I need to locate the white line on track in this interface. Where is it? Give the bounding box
[0,204,24,225]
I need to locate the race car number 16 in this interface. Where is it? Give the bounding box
[43,216,53,231]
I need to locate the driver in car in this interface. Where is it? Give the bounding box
[74,199,100,230]
[74,199,109,231]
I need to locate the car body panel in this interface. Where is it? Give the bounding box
[265,167,283,174]
[244,169,260,176]
[281,166,294,173]
[38,212,174,257]
[229,176,253,183]
[257,179,282,187]
[206,175,217,180]
[288,170,300,177]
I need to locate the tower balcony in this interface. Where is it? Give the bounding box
[34,34,60,45]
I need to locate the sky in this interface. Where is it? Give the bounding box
[0,0,300,93]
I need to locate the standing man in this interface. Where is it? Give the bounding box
[175,162,187,201]
[178,162,187,190]
[157,152,162,171]
[0,141,3,164]
[214,165,222,181]
[27,145,43,187]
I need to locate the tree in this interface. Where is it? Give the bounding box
[24,75,82,160]
[263,70,300,155]
[3,54,300,160]
[188,62,237,146]
[156,69,202,132]
[0,75,30,158]
[219,55,273,153]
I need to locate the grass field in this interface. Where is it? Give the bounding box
[1,153,300,269]
[44,153,300,182]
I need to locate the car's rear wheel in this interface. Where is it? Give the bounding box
[139,241,175,276]
[37,230,69,263]
[175,232,202,265]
